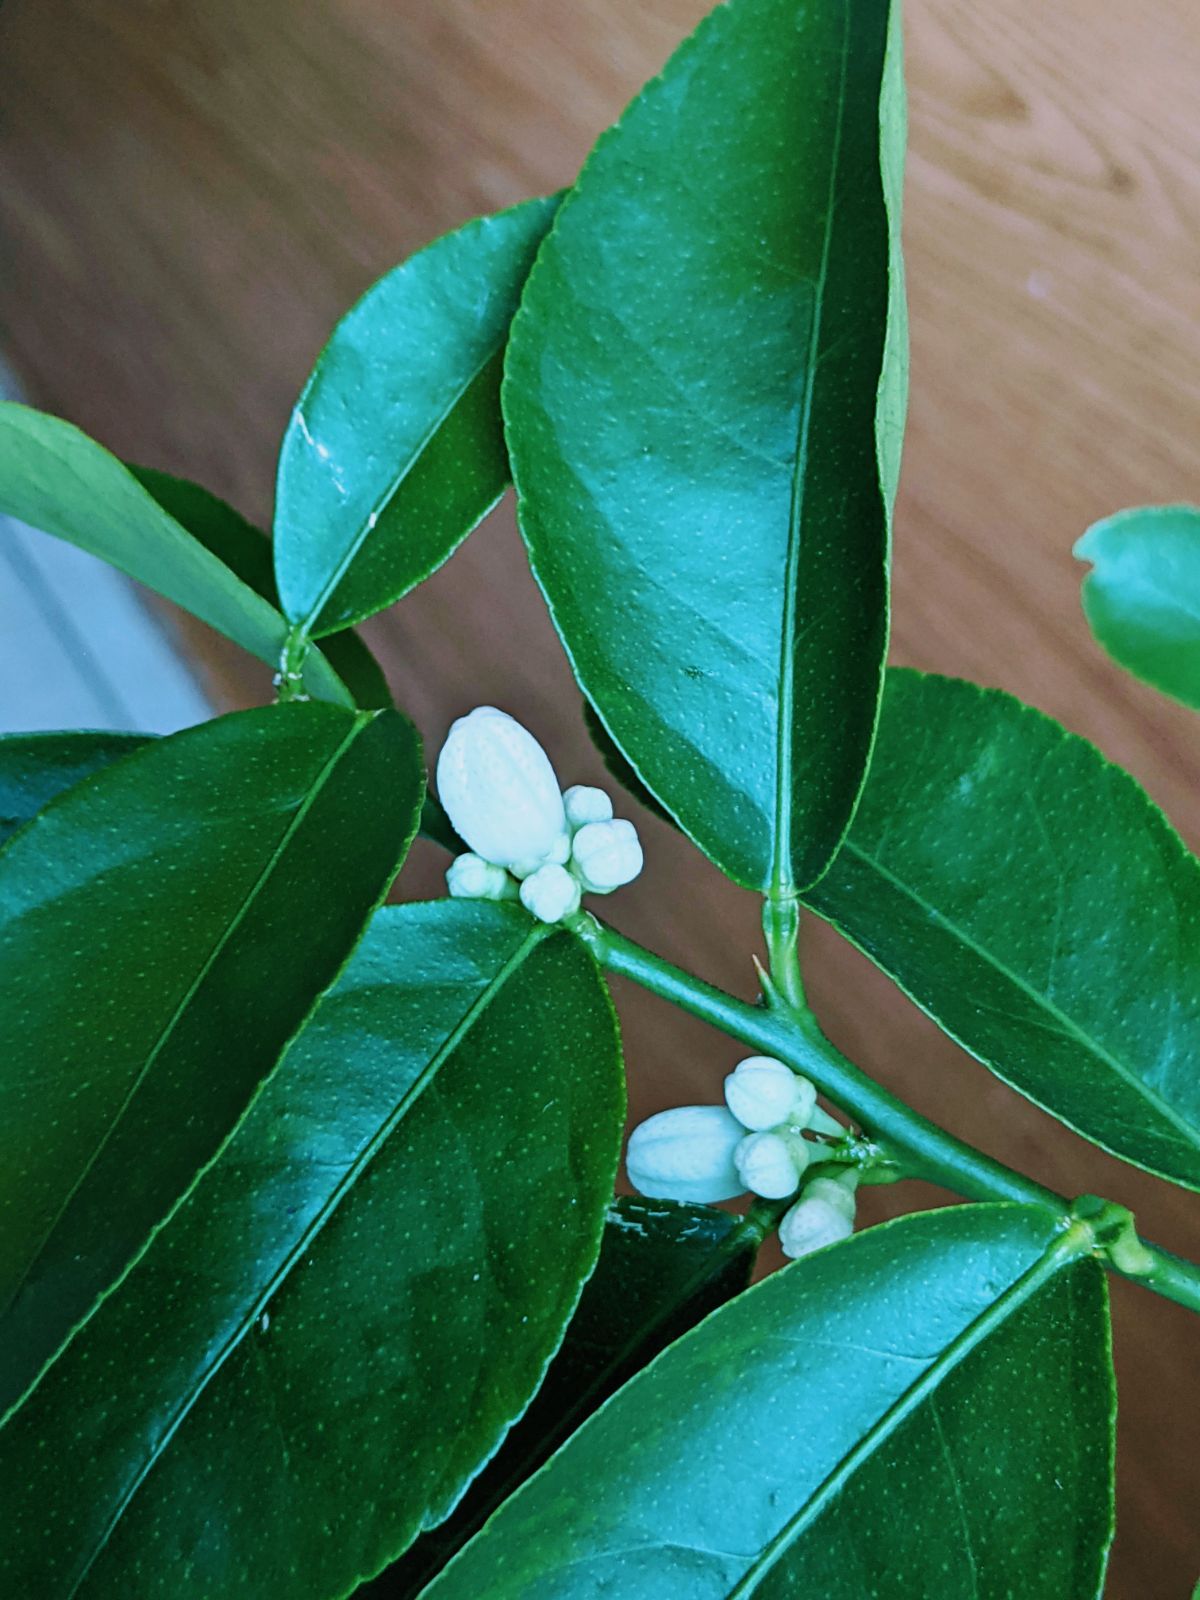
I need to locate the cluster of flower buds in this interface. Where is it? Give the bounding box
[437,706,643,924]
[625,1055,858,1259]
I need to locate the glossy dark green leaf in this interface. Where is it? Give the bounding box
[0,404,354,705]
[0,900,624,1599]
[0,731,149,848]
[504,0,907,892]
[273,195,560,638]
[0,702,423,1409]
[421,1205,1114,1600]
[1075,504,1200,710]
[806,669,1200,1190]
[581,699,672,825]
[131,465,394,708]
[382,1195,759,1598]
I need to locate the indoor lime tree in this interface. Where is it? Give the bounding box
[0,0,1197,1595]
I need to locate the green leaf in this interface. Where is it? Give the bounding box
[0,900,624,1598]
[806,669,1200,1190]
[0,404,355,705]
[383,1195,759,1597]
[273,194,561,638]
[131,465,394,708]
[1075,504,1200,710]
[419,1206,1114,1600]
[0,731,149,848]
[0,702,424,1409]
[504,0,907,892]
[581,699,672,825]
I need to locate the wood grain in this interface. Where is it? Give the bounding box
[2,1,1198,1592]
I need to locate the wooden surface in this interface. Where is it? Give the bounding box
[2,1,1198,1592]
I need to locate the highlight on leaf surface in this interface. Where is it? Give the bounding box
[504,0,907,893]
[273,194,560,638]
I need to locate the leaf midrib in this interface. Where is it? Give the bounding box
[292,346,503,636]
[725,1233,1075,1595]
[65,920,547,1600]
[820,838,1200,1158]
[770,4,854,896]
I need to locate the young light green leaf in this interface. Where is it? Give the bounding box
[0,901,624,1599]
[273,195,561,638]
[504,0,907,892]
[0,405,352,704]
[0,703,424,1409]
[131,466,394,708]
[420,1205,1113,1600]
[1075,504,1200,710]
[0,731,149,848]
[806,669,1200,1190]
[382,1195,760,1598]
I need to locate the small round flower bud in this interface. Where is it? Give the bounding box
[563,784,614,829]
[778,1196,854,1260]
[625,1105,745,1203]
[519,862,582,924]
[723,1056,815,1131]
[734,1131,808,1199]
[570,818,643,894]
[436,706,569,874]
[445,853,517,902]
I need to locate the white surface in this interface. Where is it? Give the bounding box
[0,513,213,733]
[1,361,213,735]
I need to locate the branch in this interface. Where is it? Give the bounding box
[573,914,1200,1315]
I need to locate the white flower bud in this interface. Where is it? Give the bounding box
[625,1105,745,1203]
[723,1056,815,1132]
[778,1196,854,1260]
[734,1131,808,1199]
[445,853,517,902]
[436,706,569,874]
[563,784,613,829]
[518,863,582,924]
[570,818,643,894]
[803,1173,858,1221]
[510,832,571,880]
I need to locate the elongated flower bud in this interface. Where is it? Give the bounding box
[778,1195,854,1260]
[723,1056,815,1131]
[445,853,517,902]
[734,1131,808,1199]
[563,784,613,829]
[436,706,569,874]
[519,862,582,924]
[570,818,643,894]
[626,1105,744,1203]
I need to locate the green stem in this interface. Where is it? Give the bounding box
[762,894,808,1014]
[275,626,312,703]
[573,914,1200,1315]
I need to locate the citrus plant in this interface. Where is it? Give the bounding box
[1,0,1197,1595]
